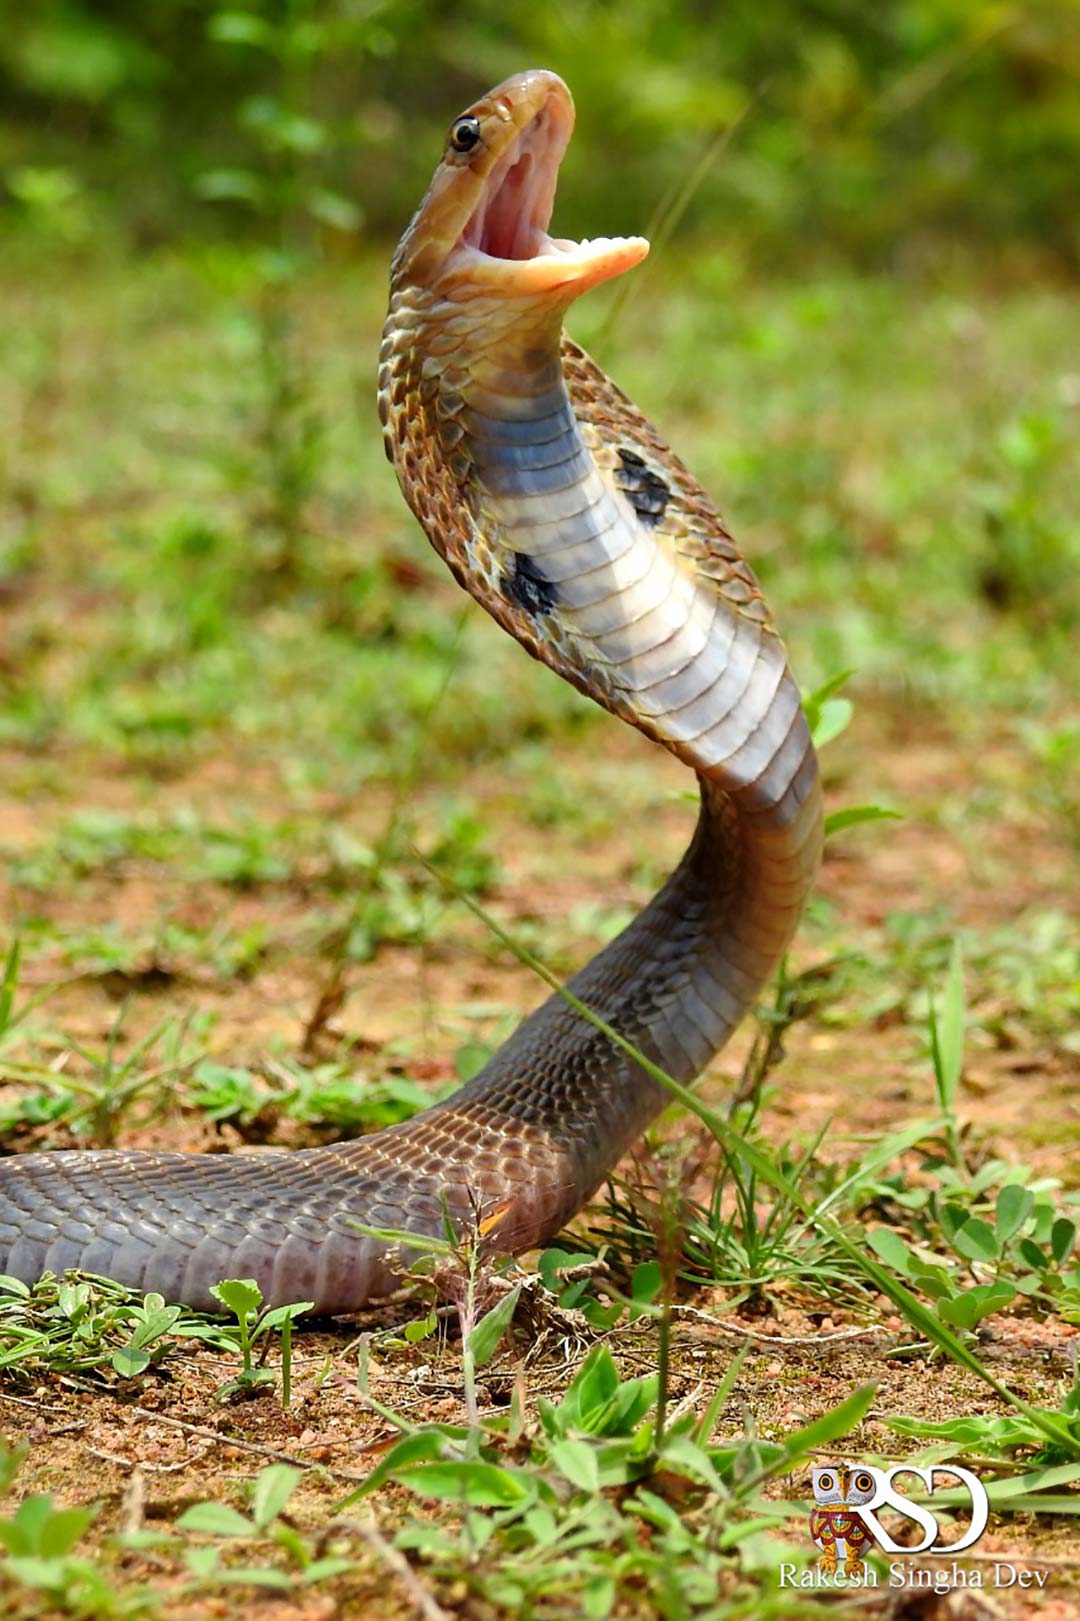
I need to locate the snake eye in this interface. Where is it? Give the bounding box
[449,115,481,154]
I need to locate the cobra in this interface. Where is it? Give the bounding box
[0,70,822,1312]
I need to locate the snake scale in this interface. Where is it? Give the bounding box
[0,71,822,1313]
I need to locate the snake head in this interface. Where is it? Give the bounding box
[391,69,649,302]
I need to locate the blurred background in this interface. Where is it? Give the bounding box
[0,4,1077,1129]
[2,0,1079,270]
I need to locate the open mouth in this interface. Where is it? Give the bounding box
[453,95,649,295]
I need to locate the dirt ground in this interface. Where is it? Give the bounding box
[3,1322,1080,1619]
[1,676,1078,1618]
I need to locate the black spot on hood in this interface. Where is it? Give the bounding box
[615,447,669,526]
[503,551,559,616]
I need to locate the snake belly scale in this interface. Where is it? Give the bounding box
[0,71,822,1313]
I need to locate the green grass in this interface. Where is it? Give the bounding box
[0,244,1078,1617]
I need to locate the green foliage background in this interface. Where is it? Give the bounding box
[2,0,1079,269]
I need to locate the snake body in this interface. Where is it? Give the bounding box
[0,71,821,1312]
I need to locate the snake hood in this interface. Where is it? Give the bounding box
[391,69,649,302]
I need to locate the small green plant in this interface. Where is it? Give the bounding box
[0,940,212,1149]
[176,1464,353,1590]
[188,1057,446,1140]
[976,411,1077,631]
[885,1369,1080,1468]
[0,940,21,1053]
[803,670,901,838]
[208,1278,312,1403]
[0,1274,183,1379]
[536,1247,623,1331]
[191,819,293,887]
[928,938,967,1170]
[0,1495,130,1617]
[344,1341,883,1615]
[39,1010,199,1148]
[1025,721,1080,852]
[351,1212,525,1427]
[869,1179,1080,1336]
[0,1440,150,1617]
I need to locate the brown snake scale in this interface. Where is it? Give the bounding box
[0,71,822,1312]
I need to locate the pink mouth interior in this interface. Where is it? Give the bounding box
[460,102,570,262]
[449,94,647,293]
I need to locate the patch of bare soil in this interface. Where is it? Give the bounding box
[2,1317,1079,1617]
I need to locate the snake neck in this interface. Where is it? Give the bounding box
[379,283,585,691]
[379,287,823,1237]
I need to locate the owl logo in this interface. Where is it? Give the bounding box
[809,1465,878,1578]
